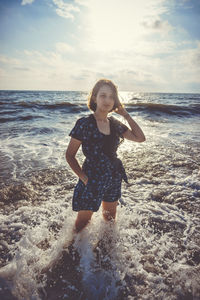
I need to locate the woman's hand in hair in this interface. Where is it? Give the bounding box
[114,104,129,118]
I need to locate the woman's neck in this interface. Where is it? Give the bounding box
[94,110,108,122]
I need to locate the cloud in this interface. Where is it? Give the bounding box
[130,40,176,56]
[74,0,90,6]
[0,55,20,65]
[80,0,173,52]
[142,19,173,33]
[13,67,30,71]
[0,49,81,90]
[21,0,35,5]
[52,0,80,20]
[71,69,91,80]
[1,37,199,92]
[172,41,200,83]
[56,42,74,53]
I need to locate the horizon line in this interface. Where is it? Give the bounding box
[0,89,200,94]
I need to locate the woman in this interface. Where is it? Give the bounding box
[66,79,145,233]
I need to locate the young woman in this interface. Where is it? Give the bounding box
[66,79,145,233]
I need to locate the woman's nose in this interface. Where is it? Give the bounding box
[104,96,112,103]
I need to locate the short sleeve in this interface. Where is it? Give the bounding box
[111,117,129,137]
[69,118,85,142]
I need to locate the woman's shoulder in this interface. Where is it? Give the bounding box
[109,115,123,125]
[74,114,94,127]
[69,114,94,140]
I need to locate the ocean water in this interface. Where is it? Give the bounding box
[0,90,200,300]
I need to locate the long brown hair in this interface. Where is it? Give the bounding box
[87,79,121,112]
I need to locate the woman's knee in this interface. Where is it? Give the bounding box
[102,201,118,221]
[75,210,93,232]
[102,209,116,221]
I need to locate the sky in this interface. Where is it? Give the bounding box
[0,0,200,92]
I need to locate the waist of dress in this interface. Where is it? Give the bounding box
[84,155,128,183]
[85,155,118,167]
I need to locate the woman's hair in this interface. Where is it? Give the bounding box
[87,79,121,112]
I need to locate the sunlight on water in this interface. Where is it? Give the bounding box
[0,137,199,299]
[0,91,200,299]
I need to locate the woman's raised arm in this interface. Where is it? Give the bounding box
[115,106,146,143]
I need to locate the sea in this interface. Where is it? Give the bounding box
[0,90,200,300]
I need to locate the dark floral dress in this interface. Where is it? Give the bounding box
[69,113,128,212]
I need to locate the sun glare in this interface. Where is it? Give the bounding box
[84,0,159,52]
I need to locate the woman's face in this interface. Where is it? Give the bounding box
[95,85,115,112]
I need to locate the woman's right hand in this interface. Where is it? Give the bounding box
[80,174,88,185]
[114,104,129,117]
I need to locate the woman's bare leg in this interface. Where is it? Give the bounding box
[74,210,93,233]
[102,201,118,222]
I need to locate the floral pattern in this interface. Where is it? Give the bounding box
[69,113,129,212]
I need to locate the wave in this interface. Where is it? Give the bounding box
[1,102,199,122]
[4,100,200,113]
[0,158,200,300]
[17,101,77,108]
[126,102,200,116]
[0,100,81,107]
[0,110,18,115]
[1,95,200,119]
[0,115,44,123]
[2,101,88,113]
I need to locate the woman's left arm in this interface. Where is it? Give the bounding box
[115,106,146,143]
